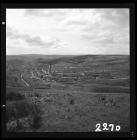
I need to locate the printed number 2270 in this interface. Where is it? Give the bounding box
[95,123,121,132]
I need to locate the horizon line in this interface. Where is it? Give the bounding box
[6,54,130,56]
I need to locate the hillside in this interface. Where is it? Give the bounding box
[6,55,130,132]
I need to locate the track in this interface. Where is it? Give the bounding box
[21,73,30,87]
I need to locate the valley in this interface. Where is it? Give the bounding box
[6,55,130,132]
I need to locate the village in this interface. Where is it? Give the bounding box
[23,63,118,86]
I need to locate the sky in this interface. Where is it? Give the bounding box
[6,8,129,55]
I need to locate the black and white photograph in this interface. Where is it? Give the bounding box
[6,8,130,132]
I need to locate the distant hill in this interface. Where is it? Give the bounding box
[6,54,129,69]
[6,54,75,62]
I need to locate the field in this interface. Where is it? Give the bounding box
[6,55,130,132]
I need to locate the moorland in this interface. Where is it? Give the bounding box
[6,54,130,132]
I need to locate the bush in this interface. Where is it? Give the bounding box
[70,99,75,105]
[6,91,24,101]
[30,114,42,129]
[6,100,30,122]
[6,103,17,122]
[6,99,43,131]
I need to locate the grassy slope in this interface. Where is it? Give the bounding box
[31,89,130,132]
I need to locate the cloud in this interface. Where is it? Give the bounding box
[7,9,129,55]
[22,35,55,47]
[24,9,68,21]
[80,9,129,49]
[6,26,21,39]
[82,30,129,46]
[81,27,129,50]
[101,9,129,26]
[25,9,46,16]
[24,9,129,32]
[61,9,102,27]
[24,9,101,26]
[64,20,87,26]
[82,9,129,30]
[6,26,67,49]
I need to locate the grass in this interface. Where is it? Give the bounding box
[32,90,130,132]
[91,85,129,93]
[6,91,25,101]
